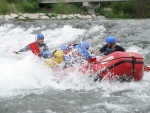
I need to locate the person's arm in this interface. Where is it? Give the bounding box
[18,45,30,52]
[120,46,125,51]
[116,45,125,52]
[92,45,107,55]
[94,50,101,55]
[13,45,30,54]
[100,44,108,53]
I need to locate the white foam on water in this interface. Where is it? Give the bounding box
[0,23,98,97]
[0,22,149,99]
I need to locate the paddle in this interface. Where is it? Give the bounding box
[144,65,150,72]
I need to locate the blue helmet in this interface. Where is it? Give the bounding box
[42,51,52,57]
[37,33,44,39]
[105,36,116,43]
[80,41,89,49]
[61,44,68,50]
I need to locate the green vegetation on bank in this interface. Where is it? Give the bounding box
[51,3,85,14]
[96,2,134,18]
[0,0,150,18]
[97,1,150,18]
[0,0,10,14]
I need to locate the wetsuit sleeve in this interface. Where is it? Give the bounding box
[100,44,107,53]
[116,45,125,51]
[18,45,30,52]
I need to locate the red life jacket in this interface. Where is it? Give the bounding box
[28,42,40,56]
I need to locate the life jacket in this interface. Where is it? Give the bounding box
[28,42,40,56]
[44,50,64,67]
[52,50,64,64]
[104,43,116,55]
[74,44,92,60]
[105,47,116,55]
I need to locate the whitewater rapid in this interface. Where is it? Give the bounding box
[0,19,150,113]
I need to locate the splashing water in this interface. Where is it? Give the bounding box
[0,19,150,113]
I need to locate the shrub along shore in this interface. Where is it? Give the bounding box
[0,0,150,19]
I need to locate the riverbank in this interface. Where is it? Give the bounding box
[0,13,106,20]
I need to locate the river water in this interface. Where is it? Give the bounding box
[0,19,150,113]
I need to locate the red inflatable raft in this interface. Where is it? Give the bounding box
[80,51,144,82]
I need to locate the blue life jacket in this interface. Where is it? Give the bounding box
[105,47,116,55]
[74,44,92,60]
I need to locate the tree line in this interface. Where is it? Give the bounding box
[0,0,150,18]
